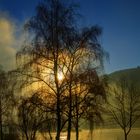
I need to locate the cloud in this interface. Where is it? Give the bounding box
[0,12,24,71]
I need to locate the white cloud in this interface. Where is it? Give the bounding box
[0,12,25,71]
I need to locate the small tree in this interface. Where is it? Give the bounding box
[107,78,140,140]
[18,93,48,140]
[68,70,106,140]
[0,68,15,140]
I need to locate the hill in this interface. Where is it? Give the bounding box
[108,67,140,88]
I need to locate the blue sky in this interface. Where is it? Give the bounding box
[0,0,140,73]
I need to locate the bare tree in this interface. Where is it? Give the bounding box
[107,78,140,140]
[18,93,50,140]
[67,70,105,140]
[85,81,106,140]
[0,68,15,140]
[16,0,75,138]
[16,1,106,140]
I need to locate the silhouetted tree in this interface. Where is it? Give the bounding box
[0,68,15,140]
[107,78,140,140]
[62,25,106,140]
[16,1,106,140]
[65,70,105,140]
[18,93,49,140]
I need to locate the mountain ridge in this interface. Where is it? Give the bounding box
[108,67,140,87]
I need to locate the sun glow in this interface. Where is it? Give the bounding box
[57,72,64,81]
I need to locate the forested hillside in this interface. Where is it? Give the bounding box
[109,67,140,88]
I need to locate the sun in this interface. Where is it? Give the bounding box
[57,72,64,81]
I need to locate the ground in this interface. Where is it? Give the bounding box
[37,128,140,140]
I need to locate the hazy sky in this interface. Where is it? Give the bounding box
[0,0,140,73]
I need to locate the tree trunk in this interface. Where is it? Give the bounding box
[75,94,79,140]
[25,131,29,140]
[75,122,79,140]
[56,96,61,140]
[67,115,72,140]
[67,118,71,140]
[0,117,3,140]
[124,132,127,140]
[49,128,53,140]
[67,88,72,140]
[89,121,94,140]
[90,129,93,140]
[0,99,3,140]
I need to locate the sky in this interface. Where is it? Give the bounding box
[0,0,140,73]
